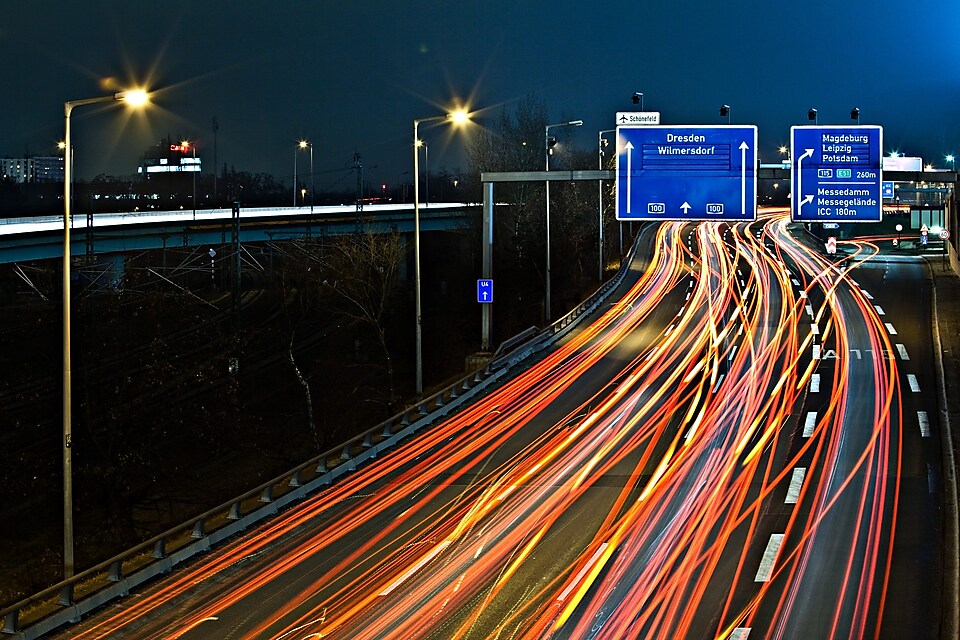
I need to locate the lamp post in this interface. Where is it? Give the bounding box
[851,107,860,124]
[414,108,470,395]
[946,154,955,171]
[62,88,149,583]
[182,140,197,220]
[807,108,818,124]
[295,140,311,208]
[631,92,644,109]
[598,129,614,281]
[720,104,731,124]
[545,119,583,322]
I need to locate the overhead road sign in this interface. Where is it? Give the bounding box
[791,125,883,223]
[882,181,895,199]
[615,125,758,222]
[616,112,660,126]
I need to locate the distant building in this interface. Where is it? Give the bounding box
[137,136,201,179]
[0,156,64,183]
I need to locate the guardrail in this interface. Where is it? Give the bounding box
[1,231,643,639]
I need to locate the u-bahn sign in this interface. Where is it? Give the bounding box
[790,125,883,223]
[615,125,758,221]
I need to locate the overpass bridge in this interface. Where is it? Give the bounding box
[0,202,477,265]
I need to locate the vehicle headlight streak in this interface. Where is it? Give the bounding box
[72,212,906,640]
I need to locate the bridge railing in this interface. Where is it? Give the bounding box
[0,231,643,639]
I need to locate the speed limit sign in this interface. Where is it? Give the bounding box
[939,229,950,240]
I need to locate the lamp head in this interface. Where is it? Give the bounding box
[448,109,470,125]
[631,92,642,105]
[115,89,149,107]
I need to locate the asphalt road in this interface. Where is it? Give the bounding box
[50,213,950,640]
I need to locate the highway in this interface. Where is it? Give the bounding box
[54,209,944,639]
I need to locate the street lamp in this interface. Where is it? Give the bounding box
[413,107,470,395]
[415,140,430,206]
[719,104,730,124]
[599,129,614,281]
[545,119,583,322]
[182,140,197,220]
[946,154,955,170]
[851,107,860,124]
[807,108,818,124]
[62,87,149,583]
[631,92,644,109]
[294,140,311,209]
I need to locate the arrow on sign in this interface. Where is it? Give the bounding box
[625,141,634,214]
[739,141,749,215]
[681,202,691,215]
[797,148,814,215]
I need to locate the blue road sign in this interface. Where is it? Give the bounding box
[882,181,895,199]
[791,126,883,223]
[477,279,493,303]
[615,125,757,221]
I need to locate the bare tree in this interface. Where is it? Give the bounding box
[322,227,406,410]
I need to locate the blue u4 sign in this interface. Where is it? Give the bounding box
[615,125,758,222]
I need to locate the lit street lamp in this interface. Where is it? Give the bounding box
[62,87,149,584]
[416,140,430,206]
[947,154,955,170]
[545,119,583,322]
[413,108,470,395]
[294,140,312,209]
[182,140,197,220]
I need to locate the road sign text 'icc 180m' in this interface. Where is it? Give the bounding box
[615,125,758,222]
[790,125,883,223]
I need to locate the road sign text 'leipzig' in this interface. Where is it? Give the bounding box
[791,125,883,223]
[616,125,758,222]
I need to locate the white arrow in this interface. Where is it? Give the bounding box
[739,141,749,216]
[625,141,634,214]
[681,201,691,215]
[796,148,814,216]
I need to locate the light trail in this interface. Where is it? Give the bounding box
[66,210,912,640]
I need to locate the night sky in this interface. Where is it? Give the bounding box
[2,1,958,188]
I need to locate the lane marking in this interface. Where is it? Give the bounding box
[731,630,751,640]
[810,373,821,393]
[556,543,609,603]
[803,412,817,437]
[810,323,820,336]
[379,540,452,597]
[885,323,898,335]
[791,278,800,286]
[805,304,814,319]
[907,374,920,393]
[712,373,726,393]
[896,344,910,360]
[862,289,874,300]
[785,467,806,504]
[686,291,691,301]
[874,305,885,315]
[755,533,785,582]
[918,411,931,438]
[678,306,685,317]
[728,344,738,362]
[812,344,822,360]
[799,291,808,299]
[666,324,675,336]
